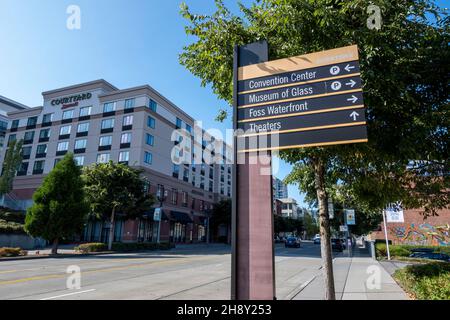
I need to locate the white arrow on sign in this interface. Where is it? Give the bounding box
[345,79,356,88]
[345,64,355,72]
[350,111,360,121]
[347,95,358,103]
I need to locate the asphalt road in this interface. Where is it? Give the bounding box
[0,241,342,300]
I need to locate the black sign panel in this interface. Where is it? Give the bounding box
[235,45,367,152]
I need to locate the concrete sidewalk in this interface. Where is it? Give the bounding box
[292,247,408,300]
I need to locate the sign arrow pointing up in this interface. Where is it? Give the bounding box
[347,95,358,103]
[345,64,355,72]
[345,79,356,87]
[350,111,360,121]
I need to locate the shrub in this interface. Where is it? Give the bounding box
[0,219,25,234]
[376,243,450,259]
[74,243,108,253]
[394,262,450,300]
[0,247,27,257]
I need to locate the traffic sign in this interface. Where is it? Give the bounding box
[345,209,356,225]
[236,45,367,152]
[153,208,161,222]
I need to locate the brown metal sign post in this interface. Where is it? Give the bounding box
[231,41,276,300]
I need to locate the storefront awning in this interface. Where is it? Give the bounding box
[170,211,193,224]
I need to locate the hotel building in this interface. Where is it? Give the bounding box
[0,79,232,244]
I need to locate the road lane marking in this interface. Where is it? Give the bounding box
[40,289,96,300]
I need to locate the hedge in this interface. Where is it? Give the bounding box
[74,243,108,253]
[393,262,450,300]
[376,243,450,258]
[0,247,27,257]
[74,242,175,253]
[0,219,25,234]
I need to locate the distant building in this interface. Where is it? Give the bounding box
[279,198,299,219]
[273,177,288,199]
[0,95,29,149]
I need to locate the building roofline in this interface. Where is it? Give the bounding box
[42,79,118,96]
[0,95,30,110]
[7,106,43,117]
[99,84,195,123]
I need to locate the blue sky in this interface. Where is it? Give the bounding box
[0,0,306,206]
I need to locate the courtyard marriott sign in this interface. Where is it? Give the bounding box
[51,92,92,108]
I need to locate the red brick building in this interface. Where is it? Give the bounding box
[369,208,449,246]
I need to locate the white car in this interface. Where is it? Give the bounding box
[313,234,321,244]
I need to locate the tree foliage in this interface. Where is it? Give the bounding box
[24,153,88,253]
[0,139,23,195]
[180,0,449,216]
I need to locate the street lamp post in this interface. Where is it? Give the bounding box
[156,190,167,244]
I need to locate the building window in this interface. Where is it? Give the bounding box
[43,113,53,124]
[200,176,205,189]
[176,117,182,129]
[11,120,19,129]
[57,141,69,152]
[60,125,71,135]
[22,146,32,157]
[144,151,152,164]
[125,98,135,109]
[74,156,85,166]
[101,118,114,129]
[173,164,180,178]
[121,133,132,144]
[119,151,129,162]
[74,139,87,150]
[33,160,45,173]
[171,188,178,205]
[54,158,62,167]
[77,122,89,133]
[97,153,110,163]
[147,116,155,129]
[157,184,165,199]
[209,180,213,192]
[18,162,28,175]
[36,144,47,155]
[146,133,154,146]
[79,106,92,117]
[103,102,116,113]
[8,134,16,144]
[186,124,192,135]
[122,115,133,126]
[39,128,50,140]
[24,131,35,143]
[149,99,157,112]
[182,191,188,206]
[62,109,74,120]
[99,135,112,146]
[27,116,38,127]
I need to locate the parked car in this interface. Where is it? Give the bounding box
[285,237,301,248]
[331,238,344,252]
[274,236,284,243]
[313,234,321,244]
[409,251,450,262]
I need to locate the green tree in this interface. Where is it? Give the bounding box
[180,0,449,299]
[0,139,23,195]
[303,212,320,239]
[83,161,155,250]
[24,153,88,254]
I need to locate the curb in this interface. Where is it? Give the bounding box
[0,251,116,262]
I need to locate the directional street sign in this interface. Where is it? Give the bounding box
[236,45,367,152]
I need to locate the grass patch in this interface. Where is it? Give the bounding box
[393,262,450,300]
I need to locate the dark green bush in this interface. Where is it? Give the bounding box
[394,262,450,300]
[0,219,25,234]
[0,247,27,257]
[75,243,108,253]
[376,243,450,258]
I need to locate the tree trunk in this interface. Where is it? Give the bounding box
[51,238,59,255]
[108,207,116,251]
[313,158,336,300]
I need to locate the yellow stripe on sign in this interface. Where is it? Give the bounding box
[238,89,363,109]
[238,73,361,95]
[237,139,368,153]
[238,105,364,123]
[238,122,367,138]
